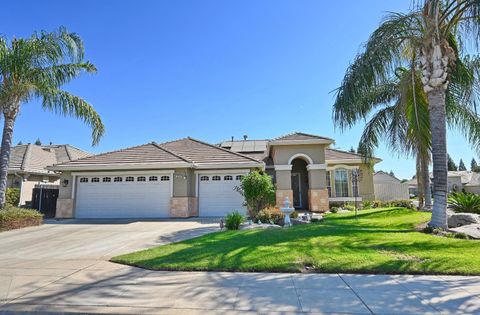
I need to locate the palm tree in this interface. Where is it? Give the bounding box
[333,0,480,228]
[0,27,104,206]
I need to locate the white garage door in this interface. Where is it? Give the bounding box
[75,174,172,218]
[198,174,246,217]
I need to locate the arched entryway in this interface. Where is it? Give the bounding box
[291,158,309,209]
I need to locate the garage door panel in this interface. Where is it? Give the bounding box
[75,175,171,218]
[199,174,246,217]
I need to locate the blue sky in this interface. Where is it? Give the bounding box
[2,0,476,179]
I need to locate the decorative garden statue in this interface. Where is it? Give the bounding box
[281,197,295,227]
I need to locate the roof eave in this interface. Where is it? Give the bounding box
[194,161,264,170]
[48,162,193,171]
[269,139,334,146]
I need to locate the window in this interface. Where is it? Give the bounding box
[114,177,122,182]
[149,176,158,181]
[160,175,170,181]
[224,175,233,181]
[137,176,146,182]
[200,176,209,181]
[326,171,331,197]
[236,175,244,181]
[91,177,99,183]
[79,177,88,183]
[212,175,221,181]
[334,169,349,197]
[103,177,111,182]
[125,176,134,182]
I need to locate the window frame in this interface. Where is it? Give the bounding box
[334,169,349,198]
[79,177,88,183]
[212,175,221,181]
[102,177,112,183]
[114,176,123,182]
[137,176,146,182]
[224,175,233,181]
[125,176,134,182]
[91,177,100,183]
[200,176,209,181]
[160,175,170,181]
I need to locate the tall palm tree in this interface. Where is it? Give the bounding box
[333,0,480,228]
[0,28,104,207]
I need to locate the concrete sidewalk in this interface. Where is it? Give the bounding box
[1,263,480,314]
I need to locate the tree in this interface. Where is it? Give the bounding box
[16,141,22,146]
[389,170,395,177]
[0,27,105,206]
[448,154,458,171]
[34,138,42,145]
[459,159,467,171]
[472,158,480,172]
[235,170,275,218]
[333,0,480,228]
[349,146,356,153]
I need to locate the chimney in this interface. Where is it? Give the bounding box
[243,135,248,141]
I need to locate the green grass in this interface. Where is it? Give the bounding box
[112,208,480,275]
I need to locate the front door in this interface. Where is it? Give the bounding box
[291,172,302,208]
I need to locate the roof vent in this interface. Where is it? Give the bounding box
[243,135,248,140]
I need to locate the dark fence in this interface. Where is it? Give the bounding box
[31,184,59,218]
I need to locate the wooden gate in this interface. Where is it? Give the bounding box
[31,184,59,218]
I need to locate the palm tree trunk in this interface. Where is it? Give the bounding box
[427,89,448,228]
[0,112,17,207]
[416,155,425,209]
[422,155,432,209]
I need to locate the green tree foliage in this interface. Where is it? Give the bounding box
[448,154,458,171]
[458,159,467,171]
[472,158,480,172]
[34,138,42,145]
[235,170,275,218]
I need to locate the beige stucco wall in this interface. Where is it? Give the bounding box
[271,144,326,165]
[308,169,326,190]
[359,164,375,200]
[464,185,480,194]
[173,168,195,197]
[58,172,74,199]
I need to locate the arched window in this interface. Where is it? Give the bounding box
[224,175,233,181]
[114,177,122,182]
[149,176,158,181]
[334,169,349,197]
[79,177,88,183]
[137,176,146,182]
[160,175,170,181]
[125,176,134,182]
[212,175,221,181]
[91,177,99,183]
[200,176,209,181]
[102,177,111,183]
[236,175,244,181]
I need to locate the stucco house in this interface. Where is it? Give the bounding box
[50,132,380,219]
[407,170,480,196]
[8,143,90,206]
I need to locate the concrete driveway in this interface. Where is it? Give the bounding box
[1,220,480,314]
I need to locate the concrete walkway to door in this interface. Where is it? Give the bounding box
[1,219,480,314]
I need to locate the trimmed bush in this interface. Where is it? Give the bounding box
[448,192,480,214]
[0,205,43,231]
[5,188,20,206]
[362,200,373,209]
[290,210,299,219]
[235,170,276,218]
[330,207,339,213]
[388,200,414,209]
[256,207,285,225]
[225,211,244,230]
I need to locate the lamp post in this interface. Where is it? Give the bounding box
[351,169,362,220]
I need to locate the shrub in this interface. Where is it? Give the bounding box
[330,207,339,213]
[362,200,373,209]
[311,218,322,223]
[448,192,480,214]
[454,232,469,239]
[5,188,20,206]
[372,200,382,208]
[0,205,43,231]
[343,203,355,211]
[235,170,276,218]
[329,201,344,208]
[388,200,414,209]
[290,210,299,219]
[256,207,285,225]
[225,211,244,230]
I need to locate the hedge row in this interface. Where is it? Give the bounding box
[0,205,43,232]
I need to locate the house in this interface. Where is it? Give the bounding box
[373,171,409,201]
[407,170,480,196]
[8,144,90,206]
[50,132,380,219]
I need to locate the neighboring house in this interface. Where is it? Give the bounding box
[373,171,409,201]
[407,170,480,195]
[8,144,90,206]
[50,132,380,219]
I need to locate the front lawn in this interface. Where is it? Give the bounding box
[112,208,480,275]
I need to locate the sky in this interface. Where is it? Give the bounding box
[1,0,477,180]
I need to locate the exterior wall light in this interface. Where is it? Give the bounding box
[62,179,69,187]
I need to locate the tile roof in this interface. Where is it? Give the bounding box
[52,137,262,169]
[9,144,91,175]
[273,132,334,142]
[325,148,365,161]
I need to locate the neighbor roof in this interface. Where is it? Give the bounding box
[51,137,263,171]
[273,132,334,142]
[9,144,91,175]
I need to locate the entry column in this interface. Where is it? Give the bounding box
[307,164,329,212]
[274,165,293,207]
